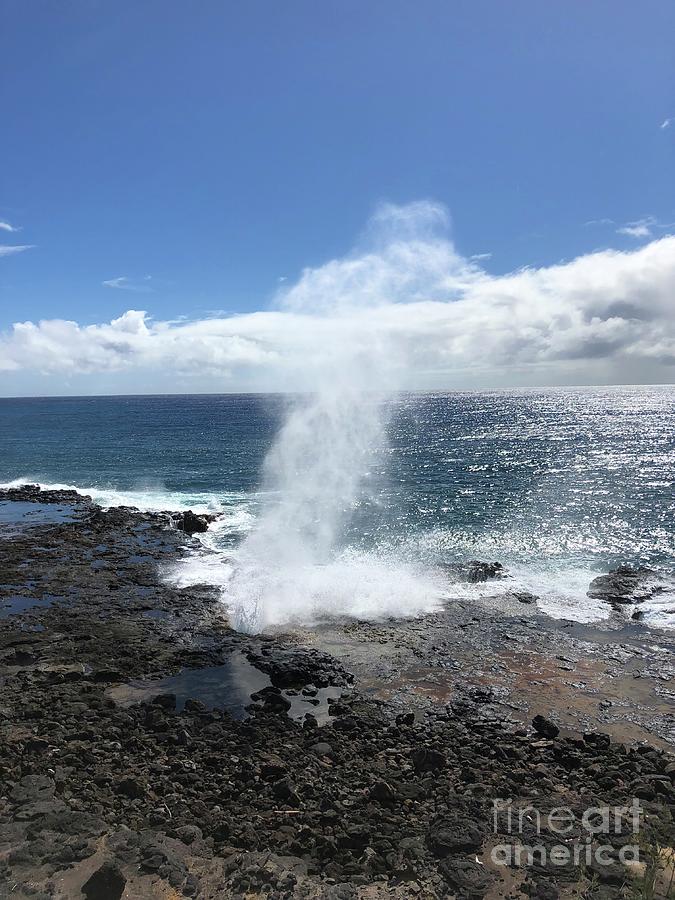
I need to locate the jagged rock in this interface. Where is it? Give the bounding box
[438,857,493,896]
[272,779,301,806]
[370,781,395,803]
[245,645,353,688]
[583,731,611,749]
[310,741,333,756]
[1,484,88,505]
[439,559,507,583]
[427,816,483,856]
[175,825,203,845]
[395,712,415,727]
[81,860,126,900]
[532,715,560,738]
[10,775,55,804]
[151,692,177,709]
[115,777,145,799]
[174,510,211,534]
[513,591,538,604]
[587,565,662,605]
[465,560,506,582]
[259,753,287,779]
[262,691,292,712]
[411,747,446,772]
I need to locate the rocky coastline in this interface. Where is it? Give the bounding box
[0,486,673,899]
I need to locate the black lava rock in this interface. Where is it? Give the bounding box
[532,715,560,739]
[411,747,446,772]
[587,565,659,605]
[81,860,126,900]
[174,510,211,534]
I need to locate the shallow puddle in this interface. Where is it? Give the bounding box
[142,608,172,621]
[0,501,79,531]
[0,593,64,619]
[107,652,343,722]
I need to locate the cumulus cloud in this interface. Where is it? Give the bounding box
[102,275,154,292]
[661,118,671,129]
[0,221,21,233]
[0,244,34,257]
[2,201,675,388]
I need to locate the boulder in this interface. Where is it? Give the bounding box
[427,818,483,856]
[532,715,560,739]
[439,560,507,583]
[81,860,126,900]
[174,510,211,534]
[513,591,538,604]
[465,560,506,582]
[438,857,493,897]
[246,645,353,688]
[587,565,660,605]
[411,747,446,772]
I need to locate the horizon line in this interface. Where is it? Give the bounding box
[1,383,674,401]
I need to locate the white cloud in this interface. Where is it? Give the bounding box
[2,201,675,389]
[0,244,34,257]
[661,118,671,129]
[617,217,657,239]
[616,216,675,240]
[102,275,154,293]
[0,221,21,233]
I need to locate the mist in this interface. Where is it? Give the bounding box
[224,204,446,631]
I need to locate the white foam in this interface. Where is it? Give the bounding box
[0,477,253,521]
[165,552,236,591]
[225,549,445,631]
[637,574,675,630]
[5,479,673,632]
[640,598,675,629]
[425,557,607,623]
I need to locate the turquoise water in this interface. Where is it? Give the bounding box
[1,388,674,626]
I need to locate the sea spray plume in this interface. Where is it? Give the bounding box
[229,372,387,631]
[226,202,450,632]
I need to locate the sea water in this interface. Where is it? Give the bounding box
[1,387,673,630]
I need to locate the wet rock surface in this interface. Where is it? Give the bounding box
[587,564,674,608]
[245,645,354,689]
[172,510,215,535]
[0,486,674,899]
[438,560,507,584]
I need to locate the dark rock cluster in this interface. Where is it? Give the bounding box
[439,560,507,584]
[587,564,673,608]
[172,510,216,535]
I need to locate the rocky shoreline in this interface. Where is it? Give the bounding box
[0,486,673,899]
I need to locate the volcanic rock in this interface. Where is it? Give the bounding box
[440,559,507,583]
[173,510,211,534]
[532,715,560,738]
[411,747,446,772]
[427,818,483,856]
[245,645,353,688]
[438,857,493,897]
[81,860,126,900]
[587,565,660,605]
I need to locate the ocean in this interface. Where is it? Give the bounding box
[1,387,674,630]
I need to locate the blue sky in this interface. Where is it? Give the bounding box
[1,1,674,394]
